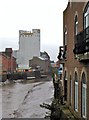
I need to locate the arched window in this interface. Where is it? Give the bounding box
[70,75,72,106]
[74,15,78,36]
[64,27,67,46]
[63,27,67,59]
[74,72,78,111]
[84,2,89,52]
[81,72,86,118]
[64,71,67,101]
[84,2,89,29]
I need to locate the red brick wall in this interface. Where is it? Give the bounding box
[0,53,17,74]
[2,54,9,73]
[63,1,89,118]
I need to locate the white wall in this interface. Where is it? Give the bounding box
[14,29,40,68]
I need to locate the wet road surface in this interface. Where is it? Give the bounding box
[1,79,54,118]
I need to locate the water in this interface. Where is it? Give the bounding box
[1,79,54,118]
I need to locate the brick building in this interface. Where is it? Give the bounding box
[58,1,89,119]
[0,48,17,75]
[29,51,51,74]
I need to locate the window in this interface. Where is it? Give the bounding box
[64,27,67,46]
[70,75,72,106]
[75,15,78,36]
[74,72,78,111]
[74,15,78,49]
[81,72,86,118]
[64,71,67,101]
[84,2,89,52]
[64,27,67,59]
[84,2,89,29]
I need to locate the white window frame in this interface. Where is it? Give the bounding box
[64,30,67,46]
[71,79,72,105]
[82,83,87,118]
[75,81,78,111]
[84,6,89,28]
[70,78,72,106]
[75,21,78,35]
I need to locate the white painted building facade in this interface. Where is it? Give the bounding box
[13,29,40,68]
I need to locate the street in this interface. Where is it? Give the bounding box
[1,78,54,118]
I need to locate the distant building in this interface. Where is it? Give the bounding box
[29,51,51,73]
[58,1,89,119]
[0,48,17,75]
[40,51,50,59]
[13,29,40,68]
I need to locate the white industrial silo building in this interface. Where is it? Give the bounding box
[13,29,40,68]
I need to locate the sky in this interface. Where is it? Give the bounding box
[0,0,68,61]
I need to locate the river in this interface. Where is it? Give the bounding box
[0,78,54,119]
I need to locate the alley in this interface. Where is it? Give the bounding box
[1,79,54,118]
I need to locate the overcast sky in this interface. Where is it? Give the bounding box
[0,0,68,61]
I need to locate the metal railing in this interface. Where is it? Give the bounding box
[74,26,89,54]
